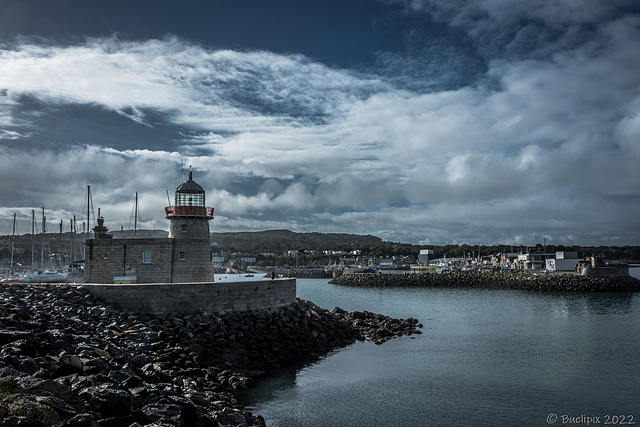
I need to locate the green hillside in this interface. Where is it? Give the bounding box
[210,229,383,253]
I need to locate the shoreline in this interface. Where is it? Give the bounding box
[0,284,421,426]
[329,271,640,292]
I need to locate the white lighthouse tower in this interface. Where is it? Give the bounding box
[165,168,215,282]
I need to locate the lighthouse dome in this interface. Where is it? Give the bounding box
[175,169,205,206]
[176,170,204,193]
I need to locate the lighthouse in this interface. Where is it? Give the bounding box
[165,168,215,282]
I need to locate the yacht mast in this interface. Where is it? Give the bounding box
[41,207,46,269]
[87,185,90,233]
[31,210,35,268]
[10,213,16,270]
[134,192,138,234]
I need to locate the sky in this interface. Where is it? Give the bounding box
[0,0,639,246]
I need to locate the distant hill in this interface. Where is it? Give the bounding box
[110,230,169,239]
[210,229,383,253]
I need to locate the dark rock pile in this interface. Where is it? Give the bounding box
[330,271,640,292]
[331,308,422,344]
[0,284,421,426]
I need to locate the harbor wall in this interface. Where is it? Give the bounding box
[330,272,640,292]
[581,266,630,277]
[81,279,296,314]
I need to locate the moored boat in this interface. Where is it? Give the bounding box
[21,270,69,283]
[325,259,369,274]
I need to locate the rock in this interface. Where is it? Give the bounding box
[0,367,22,377]
[79,385,136,417]
[4,395,62,426]
[60,413,100,427]
[61,355,84,371]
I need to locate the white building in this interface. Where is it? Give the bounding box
[546,251,582,272]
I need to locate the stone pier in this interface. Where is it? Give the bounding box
[81,278,296,314]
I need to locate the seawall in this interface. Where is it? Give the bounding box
[582,266,630,277]
[81,279,297,314]
[330,271,640,292]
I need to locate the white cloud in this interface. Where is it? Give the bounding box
[0,2,639,245]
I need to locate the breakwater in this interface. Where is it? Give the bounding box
[330,271,640,292]
[271,268,329,278]
[0,284,421,426]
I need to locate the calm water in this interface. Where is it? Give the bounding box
[240,269,640,426]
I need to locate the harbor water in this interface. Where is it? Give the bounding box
[240,269,640,426]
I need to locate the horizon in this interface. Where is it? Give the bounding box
[2,224,639,250]
[1,1,639,246]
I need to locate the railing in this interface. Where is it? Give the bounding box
[165,206,214,218]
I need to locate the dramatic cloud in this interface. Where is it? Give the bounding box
[0,0,638,246]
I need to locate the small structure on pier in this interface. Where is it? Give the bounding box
[575,255,629,277]
[84,169,215,283]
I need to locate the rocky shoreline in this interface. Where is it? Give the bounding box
[0,284,421,426]
[330,271,640,292]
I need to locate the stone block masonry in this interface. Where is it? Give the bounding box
[85,238,174,283]
[81,279,297,314]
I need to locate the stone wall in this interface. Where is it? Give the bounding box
[84,238,174,283]
[81,279,297,314]
[582,266,630,277]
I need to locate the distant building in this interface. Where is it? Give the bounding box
[379,257,394,267]
[418,249,435,265]
[84,169,215,283]
[324,250,345,255]
[546,251,581,272]
[517,252,555,270]
[212,255,225,264]
[495,253,519,268]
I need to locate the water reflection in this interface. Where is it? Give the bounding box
[533,292,637,317]
[239,347,351,405]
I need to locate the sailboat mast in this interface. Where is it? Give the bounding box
[134,192,138,234]
[87,185,90,233]
[41,207,45,269]
[10,213,16,270]
[59,220,63,267]
[31,210,35,268]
